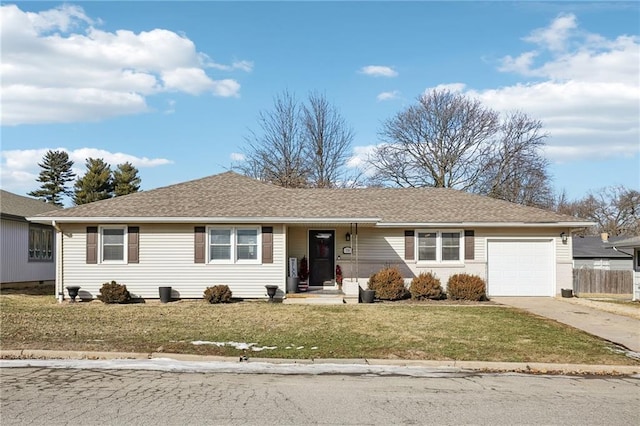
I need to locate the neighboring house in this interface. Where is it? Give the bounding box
[573,235,633,271]
[28,172,593,301]
[1,190,61,286]
[606,236,640,301]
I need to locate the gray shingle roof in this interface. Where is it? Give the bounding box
[0,190,61,219]
[30,171,591,225]
[573,236,633,258]
[606,236,640,249]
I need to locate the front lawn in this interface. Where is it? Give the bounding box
[0,295,636,365]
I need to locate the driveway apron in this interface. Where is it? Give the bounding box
[492,297,640,353]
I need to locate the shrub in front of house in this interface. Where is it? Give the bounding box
[447,274,487,301]
[367,267,409,301]
[203,285,233,304]
[97,281,131,304]
[410,272,445,300]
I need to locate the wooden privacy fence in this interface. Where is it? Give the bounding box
[573,269,633,295]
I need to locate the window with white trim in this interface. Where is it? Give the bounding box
[28,225,53,262]
[208,227,260,263]
[101,227,126,263]
[417,230,463,263]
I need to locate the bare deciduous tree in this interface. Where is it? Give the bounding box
[556,186,640,236]
[476,112,553,207]
[238,91,308,188]
[302,91,354,188]
[369,89,499,190]
[237,91,355,188]
[367,90,554,207]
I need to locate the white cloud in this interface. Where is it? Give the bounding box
[347,145,377,172]
[524,13,577,52]
[0,147,173,194]
[460,14,639,163]
[376,91,400,101]
[0,4,250,125]
[230,152,245,161]
[359,65,398,78]
[426,83,467,93]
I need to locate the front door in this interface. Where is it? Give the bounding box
[309,230,335,287]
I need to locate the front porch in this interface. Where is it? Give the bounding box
[283,281,360,305]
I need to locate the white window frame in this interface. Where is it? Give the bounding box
[207,226,261,265]
[100,226,127,264]
[416,229,464,264]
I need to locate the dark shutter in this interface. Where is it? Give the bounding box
[194,226,206,263]
[464,230,475,260]
[86,226,98,264]
[262,226,273,264]
[404,230,415,260]
[128,226,139,263]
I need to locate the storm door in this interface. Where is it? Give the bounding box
[308,230,335,287]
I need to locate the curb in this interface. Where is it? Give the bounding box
[2,349,639,375]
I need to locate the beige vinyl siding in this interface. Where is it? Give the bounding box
[1,219,55,284]
[60,223,285,299]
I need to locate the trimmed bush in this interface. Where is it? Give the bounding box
[204,285,233,304]
[367,267,409,301]
[410,272,445,300]
[447,274,487,301]
[97,281,131,304]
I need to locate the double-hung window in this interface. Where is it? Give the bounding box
[208,227,260,263]
[417,230,463,263]
[101,227,126,263]
[28,225,53,261]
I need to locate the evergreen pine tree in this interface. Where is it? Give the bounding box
[113,162,141,196]
[73,158,114,205]
[28,150,76,207]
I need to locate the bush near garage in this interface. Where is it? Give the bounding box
[447,274,487,301]
[410,272,445,300]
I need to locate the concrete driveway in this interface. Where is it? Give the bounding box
[492,297,640,353]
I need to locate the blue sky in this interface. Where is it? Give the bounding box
[1,1,638,205]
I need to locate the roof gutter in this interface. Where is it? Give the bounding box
[26,216,383,225]
[374,221,595,228]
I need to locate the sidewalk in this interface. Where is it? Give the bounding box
[492,297,640,353]
[1,349,639,376]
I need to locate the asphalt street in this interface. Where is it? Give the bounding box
[1,367,638,425]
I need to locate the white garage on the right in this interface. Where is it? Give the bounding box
[487,239,555,296]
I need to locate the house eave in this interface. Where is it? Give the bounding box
[374,221,596,228]
[26,216,383,225]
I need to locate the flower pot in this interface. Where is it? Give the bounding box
[361,289,375,303]
[66,286,81,303]
[265,285,278,302]
[561,288,573,298]
[159,286,172,303]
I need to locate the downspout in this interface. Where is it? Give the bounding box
[52,220,64,303]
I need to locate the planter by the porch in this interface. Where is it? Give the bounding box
[265,285,279,302]
[159,286,172,303]
[66,286,81,303]
[287,277,299,293]
[361,289,375,303]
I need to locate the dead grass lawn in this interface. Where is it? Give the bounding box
[1,295,636,365]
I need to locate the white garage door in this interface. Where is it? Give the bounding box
[487,240,554,296]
